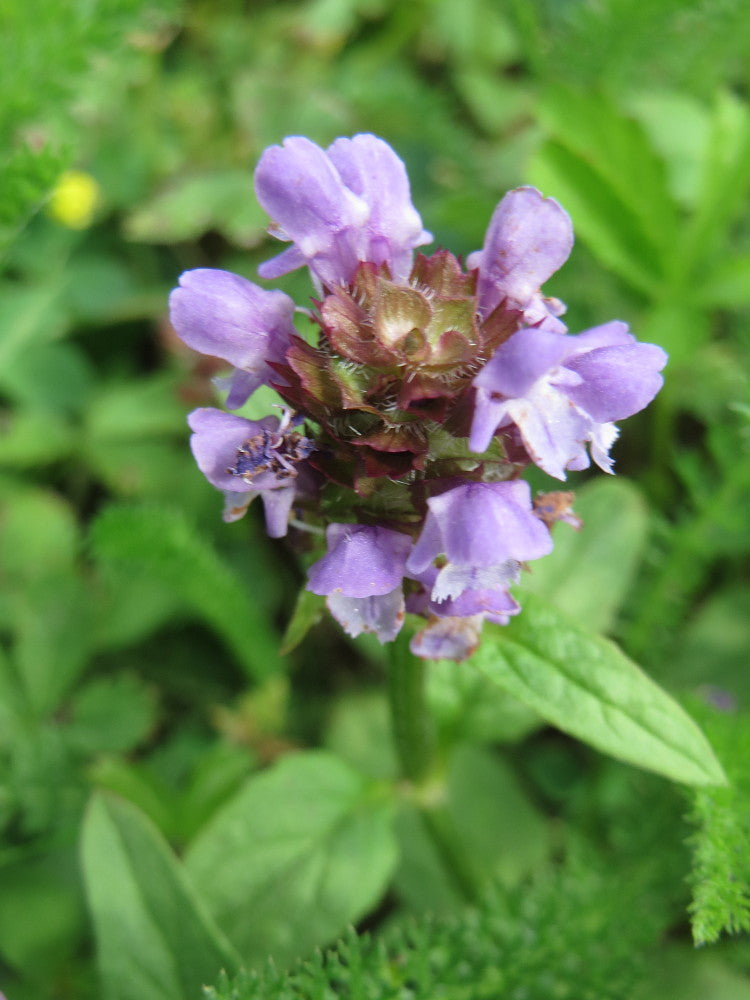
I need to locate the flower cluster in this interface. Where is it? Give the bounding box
[169,134,666,660]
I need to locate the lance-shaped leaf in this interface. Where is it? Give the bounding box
[81,793,240,1000]
[468,595,726,787]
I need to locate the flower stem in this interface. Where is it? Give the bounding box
[386,632,435,784]
[386,634,478,902]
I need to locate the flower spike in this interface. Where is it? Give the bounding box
[172,134,667,659]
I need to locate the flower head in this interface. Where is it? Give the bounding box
[171,134,666,659]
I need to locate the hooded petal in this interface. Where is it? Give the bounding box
[169,270,296,405]
[473,187,573,319]
[474,326,571,399]
[327,134,431,281]
[255,134,429,289]
[255,136,370,289]
[563,341,667,422]
[307,523,412,598]
[406,481,552,575]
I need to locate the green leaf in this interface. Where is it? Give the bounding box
[680,91,750,275]
[280,585,326,655]
[394,745,549,913]
[66,674,158,755]
[185,750,398,965]
[530,88,679,295]
[468,595,726,787]
[529,139,662,296]
[12,573,95,715]
[626,90,711,209]
[0,484,79,580]
[89,503,285,682]
[0,408,76,468]
[324,690,398,780]
[426,658,541,745]
[695,252,750,307]
[519,478,649,633]
[81,793,240,1000]
[536,88,679,262]
[0,145,65,251]
[687,708,750,944]
[0,848,85,976]
[0,341,94,415]
[124,170,268,246]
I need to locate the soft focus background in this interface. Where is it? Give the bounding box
[2,1,750,998]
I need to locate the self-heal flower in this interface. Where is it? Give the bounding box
[169,269,296,408]
[470,322,668,479]
[188,407,312,535]
[467,187,573,333]
[172,132,667,660]
[307,524,412,642]
[254,134,431,290]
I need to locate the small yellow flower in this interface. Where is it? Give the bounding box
[48,170,101,229]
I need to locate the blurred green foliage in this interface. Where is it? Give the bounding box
[1,0,750,997]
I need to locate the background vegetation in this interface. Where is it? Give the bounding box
[2,0,750,997]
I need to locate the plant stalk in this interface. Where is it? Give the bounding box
[386,634,478,902]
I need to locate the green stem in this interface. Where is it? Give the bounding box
[386,632,434,784]
[386,635,478,902]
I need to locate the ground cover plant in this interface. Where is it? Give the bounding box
[2,1,750,998]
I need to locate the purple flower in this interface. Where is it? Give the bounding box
[467,187,573,332]
[169,269,296,408]
[470,322,668,479]
[254,134,431,290]
[188,407,312,536]
[406,481,552,607]
[307,524,412,642]
[410,614,485,662]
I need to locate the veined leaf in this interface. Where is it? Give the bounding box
[468,595,726,787]
[81,793,239,1000]
[185,750,398,965]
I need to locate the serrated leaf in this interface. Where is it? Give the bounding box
[89,503,284,681]
[468,595,726,787]
[185,750,398,965]
[81,793,239,1000]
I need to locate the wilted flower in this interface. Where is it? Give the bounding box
[170,133,666,659]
